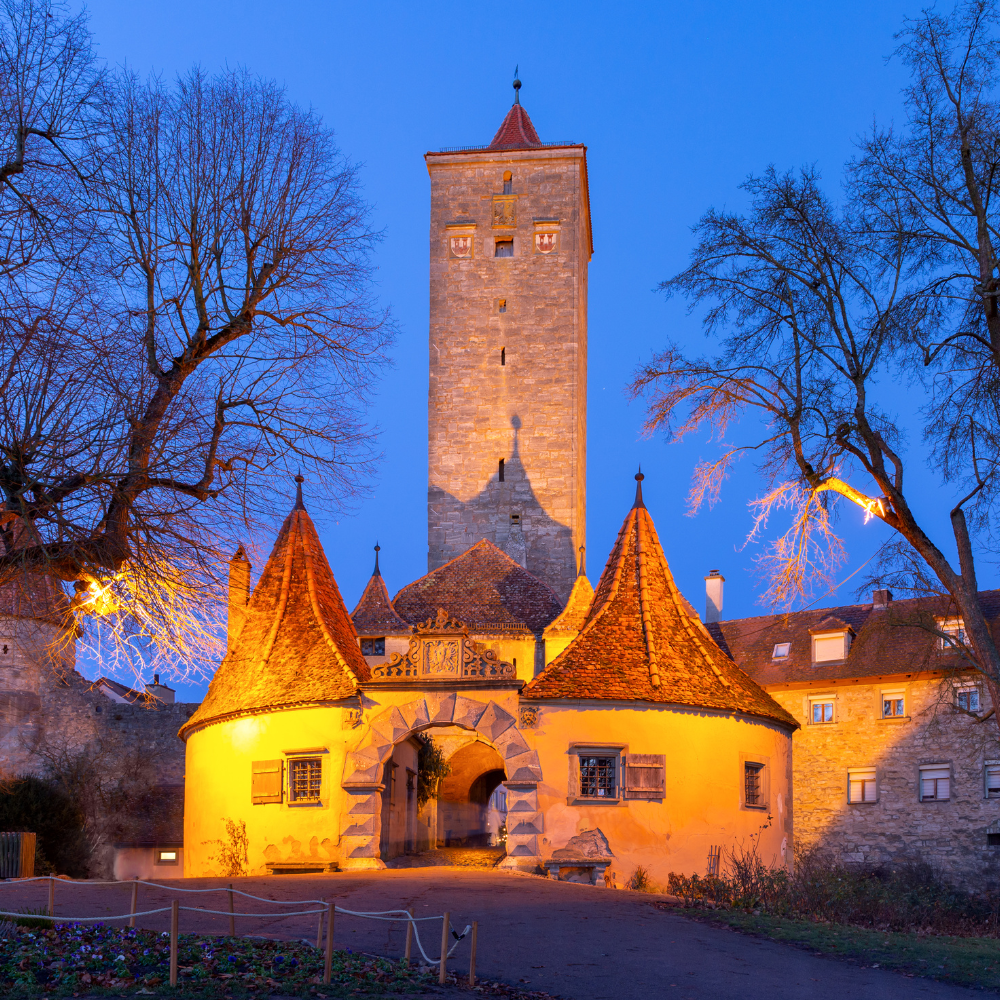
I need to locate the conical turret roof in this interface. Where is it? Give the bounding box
[523,477,797,729]
[180,499,369,737]
[489,104,542,150]
[351,546,410,635]
[543,573,594,638]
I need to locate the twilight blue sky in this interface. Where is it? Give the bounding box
[77,0,980,700]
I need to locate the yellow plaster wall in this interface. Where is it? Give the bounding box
[184,706,353,877]
[523,703,793,886]
[471,634,537,682]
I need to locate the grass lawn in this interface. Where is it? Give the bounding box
[667,904,1000,989]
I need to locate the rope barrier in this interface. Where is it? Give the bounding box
[0,878,472,967]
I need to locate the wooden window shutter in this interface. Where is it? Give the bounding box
[623,754,665,799]
[252,759,283,804]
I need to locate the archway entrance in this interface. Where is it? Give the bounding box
[437,739,505,847]
[341,694,543,871]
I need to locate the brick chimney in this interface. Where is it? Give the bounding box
[872,588,892,608]
[705,570,725,624]
[228,544,252,650]
[145,673,175,704]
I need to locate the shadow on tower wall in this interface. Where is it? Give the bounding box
[428,417,577,602]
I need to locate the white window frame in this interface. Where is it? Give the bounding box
[937,616,966,652]
[986,761,1000,799]
[154,849,179,866]
[881,688,906,720]
[919,763,951,802]
[848,767,877,804]
[808,694,836,725]
[772,642,790,660]
[812,631,850,664]
[955,683,981,713]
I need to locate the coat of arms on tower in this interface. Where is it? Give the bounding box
[534,232,558,254]
[449,236,473,258]
[492,197,516,227]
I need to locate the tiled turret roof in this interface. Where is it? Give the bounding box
[489,104,542,150]
[522,476,798,730]
[351,545,410,636]
[180,495,368,737]
[543,573,594,638]
[392,540,562,634]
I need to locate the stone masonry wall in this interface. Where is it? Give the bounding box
[0,616,194,787]
[769,674,1000,887]
[425,146,590,601]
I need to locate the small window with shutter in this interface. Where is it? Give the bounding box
[919,764,950,802]
[251,759,283,804]
[622,754,666,799]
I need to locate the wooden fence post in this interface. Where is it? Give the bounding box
[129,877,138,928]
[438,911,449,985]
[227,883,235,937]
[323,901,334,984]
[469,921,477,987]
[169,899,178,987]
[47,877,54,919]
[404,908,413,966]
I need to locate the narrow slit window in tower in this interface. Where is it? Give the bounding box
[498,458,505,482]
[501,347,505,366]
[503,171,512,194]
[498,298,506,313]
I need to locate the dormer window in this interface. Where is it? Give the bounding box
[772,643,790,660]
[938,617,966,652]
[360,638,385,656]
[809,618,853,664]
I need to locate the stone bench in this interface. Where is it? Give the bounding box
[544,858,612,886]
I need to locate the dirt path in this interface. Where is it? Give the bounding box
[0,869,976,999]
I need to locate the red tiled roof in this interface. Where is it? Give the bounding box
[180,503,368,737]
[351,565,410,636]
[392,540,562,634]
[522,482,798,730]
[709,591,1000,686]
[489,104,542,150]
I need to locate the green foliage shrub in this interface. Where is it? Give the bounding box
[0,776,89,878]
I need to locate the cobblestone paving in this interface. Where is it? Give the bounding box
[386,847,505,869]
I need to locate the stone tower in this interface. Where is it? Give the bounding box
[425,80,592,602]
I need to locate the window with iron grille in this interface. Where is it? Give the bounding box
[579,755,618,799]
[744,762,764,807]
[289,757,322,803]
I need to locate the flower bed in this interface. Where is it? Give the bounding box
[0,923,429,995]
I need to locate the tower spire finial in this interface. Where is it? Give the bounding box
[294,472,305,510]
[373,541,381,578]
[633,467,646,510]
[578,544,586,578]
[513,65,521,105]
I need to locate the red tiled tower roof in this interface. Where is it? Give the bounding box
[392,539,562,634]
[522,476,798,730]
[180,496,369,737]
[489,103,542,150]
[351,545,410,635]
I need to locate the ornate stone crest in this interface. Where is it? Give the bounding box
[534,232,558,254]
[449,236,473,258]
[492,197,516,227]
[371,608,516,680]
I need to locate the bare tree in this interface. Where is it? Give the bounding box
[630,2,1000,734]
[0,3,394,679]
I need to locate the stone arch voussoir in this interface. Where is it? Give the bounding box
[339,695,542,870]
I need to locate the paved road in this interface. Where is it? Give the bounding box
[0,868,976,999]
